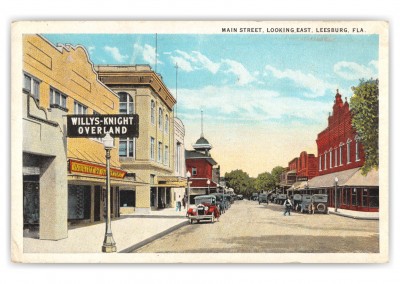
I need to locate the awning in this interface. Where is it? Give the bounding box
[344,168,378,187]
[308,168,359,188]
[68,174,141,187]
[289,181,309,191]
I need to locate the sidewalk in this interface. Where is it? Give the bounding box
[328,207,379,220]
[23,208,188,253]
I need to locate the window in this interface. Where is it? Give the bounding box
[119,92,135,157]
[74,101,87,114]
[329,148,333,169]
[347,139,352,164]
[164,145,169,166]
[158,108,163,130]
[334,148,338,167]
[324,152,327,170]
[319,155,322,171]
[192,167,197,176]
[158,142,162,163]
[119,92,134,114]
[165,114,169,133]
[50,87,67,110]
[119,139,134,158]
[339,143,344,165]
[151,100,155,124]
[23,73,40,100]
[355,136,360,161]
[176,142,182,174]
[150,137,155,160]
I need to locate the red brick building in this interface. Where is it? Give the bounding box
[185,135,219,204]
[308,90,378,212]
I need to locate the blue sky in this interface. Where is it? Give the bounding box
[43,33,379,176]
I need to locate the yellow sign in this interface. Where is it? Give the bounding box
[68,159,126,179]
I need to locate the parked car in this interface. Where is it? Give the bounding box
[237,194,244,200]
[270,194,277,203]
[251,193,259,201]
[299,194,312,213]
[187,195,220,224]
[293,194,302,211]
[258,193,268,204]
[211,193,226,214]
[311,194,329,214]
[275,194,287,204]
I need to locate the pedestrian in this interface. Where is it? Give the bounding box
[176,195,182,212]
[182,195,187,210]
[308,202,315,214]
[283,196,293,216]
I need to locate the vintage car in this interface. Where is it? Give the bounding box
[187,195,220,224]
[311,194,329,214]
[275,194,287,204]
[299,194,312,213]
[251,193,259,201]
[236,194,244,200]
[270,193,277,203]
[211,193,227,214]
[258,193,268,204]
[293,194,302,211]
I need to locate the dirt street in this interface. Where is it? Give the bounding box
[135,199,379,253]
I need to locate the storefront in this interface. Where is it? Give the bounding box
[307,167,379,212]
[68,159,137,223]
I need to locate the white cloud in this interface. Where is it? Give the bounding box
[333,61,378,81]
[104,46,128,63]
[87,46,95,54]
[133,43,162,65]
[178,85,330,123]
[171,56,194,72]
[171,50,220,74]
[222,59,256,86]
[264,65,336,97]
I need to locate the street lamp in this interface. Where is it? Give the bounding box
[207,179,210,195]
[102,132,116,253]
[186,171,191,207]
[334,176,339,212]
[305,181,309,194]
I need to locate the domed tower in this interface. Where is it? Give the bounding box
[192,110,212,156]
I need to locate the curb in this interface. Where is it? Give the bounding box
[329,211,379,220]
[118,220,189,253]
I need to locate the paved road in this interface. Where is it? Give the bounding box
[135,199,379,253]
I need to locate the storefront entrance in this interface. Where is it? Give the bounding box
[23,175,40,226]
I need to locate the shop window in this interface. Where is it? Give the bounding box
[362,188,368,207]
[369,188,379,208]
[351,188,358,206]
[68,185,91,220]
[120,190,135,207]
[23,73,41,101]
[49,87,68,111]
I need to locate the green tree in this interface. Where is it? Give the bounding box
[271,166,285,185]
[350,78,379,174]
[255,172,275,193]
[224,170,252,196]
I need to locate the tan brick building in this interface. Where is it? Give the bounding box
[95,65,178,213]
[22,35,135,240]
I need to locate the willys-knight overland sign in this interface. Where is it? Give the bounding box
[67,114,139,138]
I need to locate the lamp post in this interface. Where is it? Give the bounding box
[207,179,210,195]
[305,181,309,194]
[186,171,191,207]
[334,177,339,212]
[102,132,116,253]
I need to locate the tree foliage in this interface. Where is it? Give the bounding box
[224,170,253,196]
[350,78,379,174]
[255,172,275,192]
[271,166,285,186]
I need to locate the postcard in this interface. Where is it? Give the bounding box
[11,20,388,263]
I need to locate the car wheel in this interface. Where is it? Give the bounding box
[190,219,193,224]
[317,203,326,213]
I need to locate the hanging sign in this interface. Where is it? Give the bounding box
[67,114,139,138]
